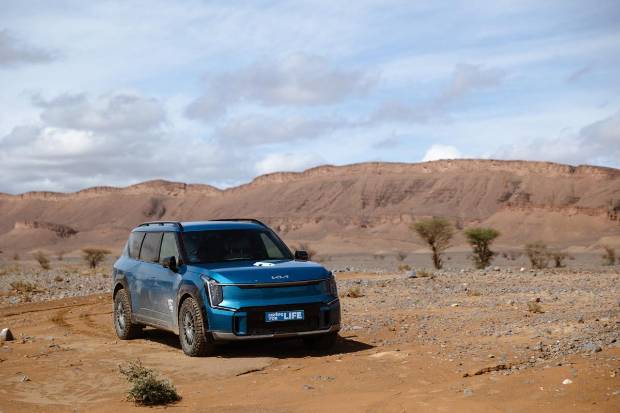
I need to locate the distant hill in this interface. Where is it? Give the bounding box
[1,159,619,256]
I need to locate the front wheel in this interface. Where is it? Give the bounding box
[113,289,142,339]
[303,331,338,352]
[178,297,216,357]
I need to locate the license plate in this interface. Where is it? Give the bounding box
[265,310,304,322]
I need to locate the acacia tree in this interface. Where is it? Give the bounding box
[464,227,500,269]
[411,218,454,269]
[82,248,110,269]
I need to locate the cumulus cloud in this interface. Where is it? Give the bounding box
[0,29,55,68]
[495,111,620,166]
[186,53,377,121]
[255,152,325,175]
[421,144,463,162]
[0,91,253,193]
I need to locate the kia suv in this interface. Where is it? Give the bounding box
[112,219,340,356]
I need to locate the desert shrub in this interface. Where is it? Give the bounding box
[345,286,364,298]
[395,251,407,262]
[524,242,549,269]
[464,227,500,269]
[33,251,50,270]
[82,248,111,269]
[549,251,569,268]
[527,300,544,314]
[417,269,433,277]
[373,253,385,261]
[601,246,616,266]
[143,197,166,219]
[295,243,317,260]
[411,218,454,269]
[119,360,180,406]
[10,281,40,294]
[398,264,411,272]
[12,253,20,261]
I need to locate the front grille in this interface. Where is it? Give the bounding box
[243,303,322,335]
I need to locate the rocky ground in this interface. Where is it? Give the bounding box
[0,261,619,412]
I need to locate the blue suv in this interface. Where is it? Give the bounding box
[112,219,340,356]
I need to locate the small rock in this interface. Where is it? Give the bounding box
[520,267,525,272]
[451,303,460,307]
[303,384,315,390]
[581,342,602,353]
[408,270,417,278]
[0,328,14,342]
[463,388,474,396]
[577,315,584,324]
[562,379,572,385]
[20,374,30,382]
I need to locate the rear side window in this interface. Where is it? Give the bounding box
[128,232,145,259]
[159,232,180,264]
[140,232,163,263]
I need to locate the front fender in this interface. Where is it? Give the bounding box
[175,280,207,331]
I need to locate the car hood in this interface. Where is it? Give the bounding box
[188,259,330,284]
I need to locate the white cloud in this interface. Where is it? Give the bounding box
[255,152,325,175]
[422,144,463,162]
[495,111,620,166]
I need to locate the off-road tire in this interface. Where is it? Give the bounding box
[113,289,142,339]
[303,331,338,352]
[178,297,215,357]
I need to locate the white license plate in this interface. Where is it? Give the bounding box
[265,310,305,322]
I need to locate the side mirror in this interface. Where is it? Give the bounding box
[162,256,178,272]
[294,250,309,261]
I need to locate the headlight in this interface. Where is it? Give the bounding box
[205,279,224,307]
[326,274,338,297]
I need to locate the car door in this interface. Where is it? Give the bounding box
[152,232,182,327]
[126,231,146,315]
[136,231,163,325]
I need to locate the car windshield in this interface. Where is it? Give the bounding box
[181,230,293,264]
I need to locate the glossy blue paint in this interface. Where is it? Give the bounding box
[113,220,340,340]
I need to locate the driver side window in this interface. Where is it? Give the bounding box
[159,232,180,264]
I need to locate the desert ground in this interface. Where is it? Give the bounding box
[0,256,618,412]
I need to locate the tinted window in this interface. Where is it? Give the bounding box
[140,232,162,263]
[159,232,180,264]
[182,230,291,264]
[128,232,145,259]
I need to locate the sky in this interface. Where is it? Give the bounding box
[1,0,619,193]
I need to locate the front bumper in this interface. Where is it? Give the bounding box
[208,299,341,341]
[212,323,340,341]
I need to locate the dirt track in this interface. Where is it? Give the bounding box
[0,270,619,412]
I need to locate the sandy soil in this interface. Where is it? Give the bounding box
[0,270,619,412]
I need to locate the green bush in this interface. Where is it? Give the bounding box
[464,227,500,269]
[119,360,180,406]
[411,218,454,269]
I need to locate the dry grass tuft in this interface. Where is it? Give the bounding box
[119,360,180,406]
[345,286,364,298]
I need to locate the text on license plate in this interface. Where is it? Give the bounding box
[265,310,305,322]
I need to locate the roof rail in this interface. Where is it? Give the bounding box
[138,221,184,230]
[208,218,268,228]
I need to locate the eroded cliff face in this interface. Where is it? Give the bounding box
[1,160,619,253]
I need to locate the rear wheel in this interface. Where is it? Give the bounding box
[303,331,338,352]
[178,297,215,357]
[113,289,142,339]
